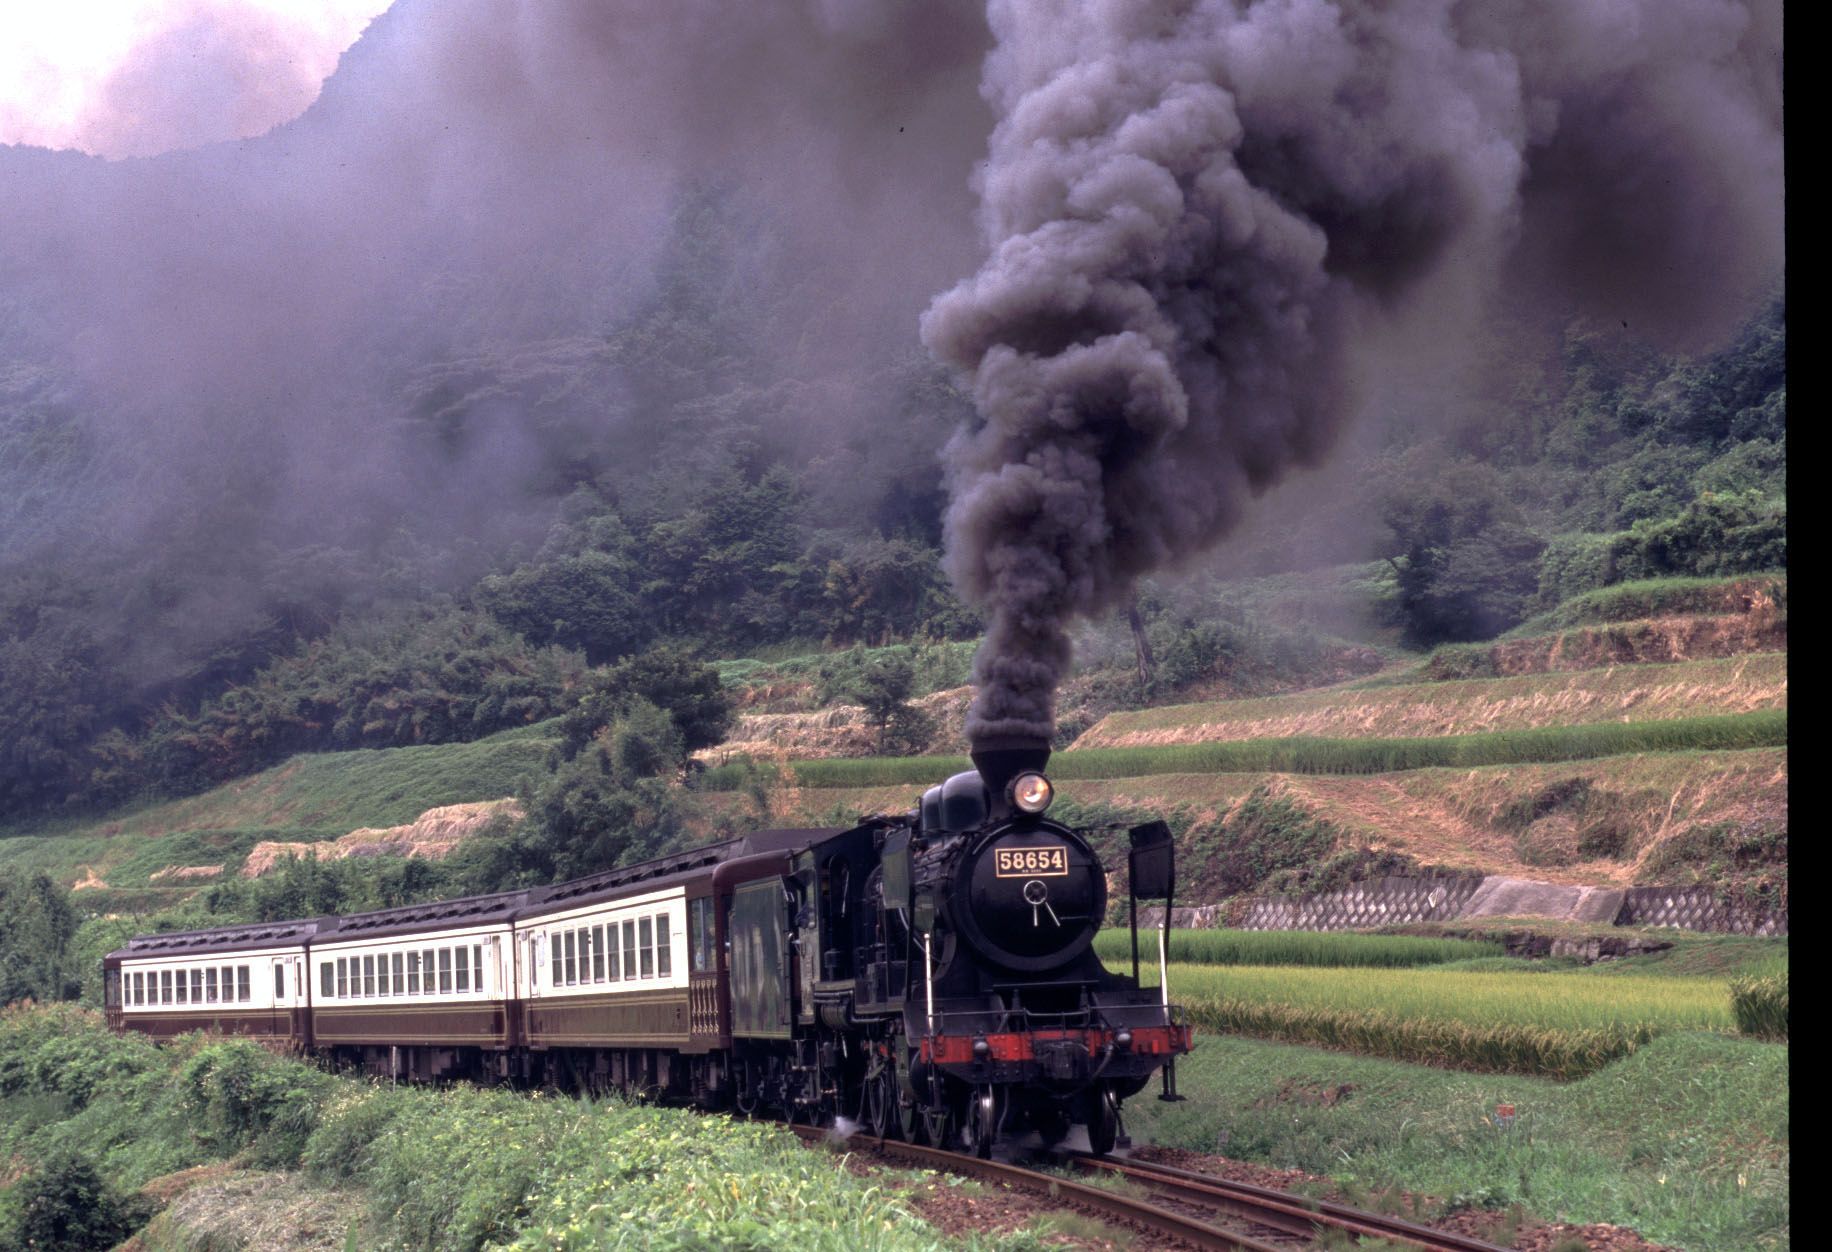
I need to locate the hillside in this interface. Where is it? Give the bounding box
[2,573,1786,921]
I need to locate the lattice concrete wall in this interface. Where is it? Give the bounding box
[1234,876,1483,931]
[1215,877,1787,935]
[1617,886,1787,935]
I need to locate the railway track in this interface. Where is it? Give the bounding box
[787,1123,1511,1251]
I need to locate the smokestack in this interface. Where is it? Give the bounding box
[970,732,1051,798]
[924,0,1784,747]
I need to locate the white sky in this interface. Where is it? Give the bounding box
[0,0,391,156]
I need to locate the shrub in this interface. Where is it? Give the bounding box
[178,1040,336,1164]
[0,1147,150,1252]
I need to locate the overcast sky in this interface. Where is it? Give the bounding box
[0,0,389,156]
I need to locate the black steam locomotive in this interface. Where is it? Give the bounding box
[106,736,1191,1155]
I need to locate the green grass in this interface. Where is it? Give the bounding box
[1129,1030,1787,1252]
[698,709,1786,790]
[0,727,557,887]
[1093,928,1503,969]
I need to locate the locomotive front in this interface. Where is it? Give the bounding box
[888,734,1193,1155]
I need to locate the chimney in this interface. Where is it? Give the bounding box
[970,733,1052,799]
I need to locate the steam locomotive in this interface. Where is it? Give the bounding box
[105,736,1191,1155]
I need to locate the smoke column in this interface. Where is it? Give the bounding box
[922,0,1783,742]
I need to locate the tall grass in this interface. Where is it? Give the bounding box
[1180,997,1655,1079]
[1092,928,1502,969]
[1730,974,1788,1040]
[697,709,1786,790]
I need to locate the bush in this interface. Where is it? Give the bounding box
[178,1040,336,1165]
[0,1147,150,1252]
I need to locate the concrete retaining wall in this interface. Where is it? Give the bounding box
[1617,885,1787,935]
[1233,876,1483,931]
[1215,876,1787,935]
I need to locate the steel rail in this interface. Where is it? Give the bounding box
[1066,1153,1512,1252]
[787,1124,1286,1251]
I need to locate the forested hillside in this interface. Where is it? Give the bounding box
[0,272,1785,823]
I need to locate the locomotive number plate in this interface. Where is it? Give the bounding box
[995,846,1068,878]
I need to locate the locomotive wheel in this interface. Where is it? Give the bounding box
[864,1066,896,1139]
[965,1085,1000,1159]
[1088,1087,1120,1157]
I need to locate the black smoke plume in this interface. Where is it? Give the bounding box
[922,0,1783,741]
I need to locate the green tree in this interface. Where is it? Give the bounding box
[559,646,732,763]
[1382,458,1547,645]
[0,870,80,1004]
[526,699,692,879]
[817,648,934,755]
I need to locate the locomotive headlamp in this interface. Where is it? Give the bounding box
[1010,771,1054,814]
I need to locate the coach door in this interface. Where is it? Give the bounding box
[104,966,122,1030]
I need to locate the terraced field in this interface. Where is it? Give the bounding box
[1071,653,1785,747]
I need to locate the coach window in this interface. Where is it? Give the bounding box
[407,951,421,994]
[161,970,173,1004]
[175,969,188,1004]
[275,965,285,1000]
[239,966,251,1002]
[550,934,562,986]
[623,920,638,979]
[589,925,604,981]
[639,917,654,979]
[472,946,483,994]
[224,966,236,1000]
[602,923,617,982]
[423,948,436,993]
[205,968,219,1004]
[578,928,591,983]
[456,946,471,993]
[190,969,202,1003]
[689,899,709,973]
[439,948,453,993]
[129,972,140,1005]
[568,930,581,986]
[321,963,333,998]
[390,952,402,994]
[657,914,672,978]
[361,955,374,997]
[336,959,348,998]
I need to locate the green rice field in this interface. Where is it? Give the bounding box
[1155,964,1733,1033]
[1093,927,1502,969]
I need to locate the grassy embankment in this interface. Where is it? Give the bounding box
[1100,927,1788,1249]
[0,727,559,903]
[1129,1030,1788,1252]
[0,1005,1020,1252]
